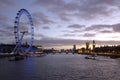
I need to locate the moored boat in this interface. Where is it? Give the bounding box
[85,56,96,60]
[8,55,24,61]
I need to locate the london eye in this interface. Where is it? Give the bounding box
[13,9,34,54]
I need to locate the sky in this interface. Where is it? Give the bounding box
[0,0,120,49]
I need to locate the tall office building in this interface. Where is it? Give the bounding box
[93,40,96,52]
[73,45,76,51]
[86,42,90,53]
[73,45,76,53]
[86,42,89,50]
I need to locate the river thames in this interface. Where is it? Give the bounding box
[0,53,120,80]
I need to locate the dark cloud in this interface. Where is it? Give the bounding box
[32,17,41,27]
[42,26,50,29]
[0,29,8,35]
[85,23,120,33]
[55,0,118,20]
[112,23,120,32]
[58,13,72,21]
[0,37,14,44]
[32,0,119,20]
[95,40,120,46]
[72,0,117,19]
[0,14,14,41]
[32,12,54,26]
[0,0,15,9]
[71,30,83,33]
[64,24,116,36]
[85,24,111,31]
[35,34,45,38]
[62,29,83,34]
[0,14,9,25]
[0,13,13,36]
[18,22,29,30]
[61,34,76,37]
[33,0,65,8]
[76,0,117,19]
[100,30,113,33]
[0,28,13,37]
[68,24,85,29]
[83,33,96,37]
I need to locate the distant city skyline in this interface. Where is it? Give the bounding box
[0,0,120,49]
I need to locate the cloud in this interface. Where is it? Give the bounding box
[112,23,120,32]
[32,0,120,21]
[58,13,72,21]
[32,12,54,26]
[70,30,83,33]
[85,24,111,31]
[0,14,14,31]
[35,34,45,38]
[0,14,9,25]
[0,28,13,37]
[0,0,15,9]
[54,0,118,20]
[0,13,13,36]
[100,30,113,33]
[68,24,85,29]
[61,33,76,37]
[0,37,14,44]
[83,33,96,37]
[32,17,41,27]
[33,0,65,8]
[62,29,83,34]
[18,22,29,30]
[42,26,50,29]
[73,0,117,19]
[84,23,120,33]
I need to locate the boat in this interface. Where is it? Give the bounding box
[110,55,119,59]
[85,56,96,60]
[85,54,97,60]
[8,55,24,61]
[34,53,46,57]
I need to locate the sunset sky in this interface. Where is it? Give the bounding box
[0,0,120,49]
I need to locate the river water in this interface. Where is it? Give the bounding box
[0,53,120,80]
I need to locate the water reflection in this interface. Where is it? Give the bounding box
[0,54,120,80]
